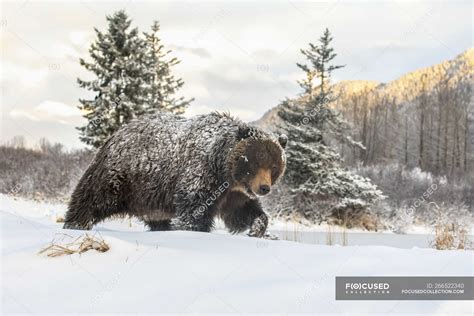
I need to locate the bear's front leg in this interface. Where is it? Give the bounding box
[247,212,269,238]
[169,190,215,232]
[170,209,214,232]
[221,198,269,238]
[248,215,279,240]
[244,200,279,239]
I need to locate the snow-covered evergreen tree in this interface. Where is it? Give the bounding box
[77,10,149,148]
[278,28,383,219]
[77,12,191,148]
[143,21,192,114]
[297,28,344,98]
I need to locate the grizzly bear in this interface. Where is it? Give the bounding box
[63,112,287,238]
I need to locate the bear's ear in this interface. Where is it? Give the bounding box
[237,125,251,140]
[278,134,288,149]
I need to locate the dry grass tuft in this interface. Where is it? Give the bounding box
[328,209,380,232]
[326,225,333,245]
[39,233,109,257]
[326,224,349,246]
[431,224,472,250]
[342,224,348,246]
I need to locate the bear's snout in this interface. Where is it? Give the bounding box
[250,168,272,196]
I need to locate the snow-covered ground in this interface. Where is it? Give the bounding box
[1,195,473,314]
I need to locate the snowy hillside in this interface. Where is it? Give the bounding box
[255,48,473,130]
[1,195,472,314]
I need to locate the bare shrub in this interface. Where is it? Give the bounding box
[429,203,473,250]
[0,139,93,202]
[356,163,474,231]
[262,184,380,230]
[431,224,471,250]
[328,200,381,231]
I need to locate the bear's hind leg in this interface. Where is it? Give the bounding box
[63,188,122,230]
[63,203,122,230]
[63,203,96,230]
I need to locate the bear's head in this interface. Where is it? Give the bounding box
[227,125,287,198]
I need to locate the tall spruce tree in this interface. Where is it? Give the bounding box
[143,21,192,114]
[77,11,148,148]
[278,28,383,219]
[77,12,191,148]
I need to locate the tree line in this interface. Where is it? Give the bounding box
[332,51,473,179]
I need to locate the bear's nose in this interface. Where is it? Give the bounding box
[259,185,270,195]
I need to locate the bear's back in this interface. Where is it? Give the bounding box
[99,112,241,177]
[100,113,185,173]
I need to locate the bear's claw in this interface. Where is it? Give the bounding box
[262,232,279,240]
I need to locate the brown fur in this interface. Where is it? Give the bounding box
[212,136,286,236]
[63,111,287,237]
[250,168,272,194]
[227,138,286,198]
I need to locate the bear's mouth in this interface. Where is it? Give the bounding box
[230,182,257,199]
[244,183,257,199]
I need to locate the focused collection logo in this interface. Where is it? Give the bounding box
[345,282,390,294]
[336,276,473,300]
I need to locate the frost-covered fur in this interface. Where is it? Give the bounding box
[64,112,287,237]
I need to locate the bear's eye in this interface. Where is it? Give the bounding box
[272,165,278,171]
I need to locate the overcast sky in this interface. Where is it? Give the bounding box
[1,0,472,149]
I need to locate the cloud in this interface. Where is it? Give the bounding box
[69,31,90,46]
[1,62,49,89]
[10,101,83,125]
[49,43,81,60]
[180,82,211,99]
[251,49,280,60]
[183,104,216,118]
[171,45,212,58]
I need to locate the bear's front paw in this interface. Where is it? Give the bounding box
[262,232,279,240]
[247,213,268,238]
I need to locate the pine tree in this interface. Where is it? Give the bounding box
[77,12,192,148]
[297,28,344,98]
[143,21,192,114]
[278,28,383,219]
[77,10,148,148]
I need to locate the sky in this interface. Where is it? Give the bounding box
[1,0,472,149]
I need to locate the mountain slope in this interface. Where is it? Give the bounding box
[255,48,473,130]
